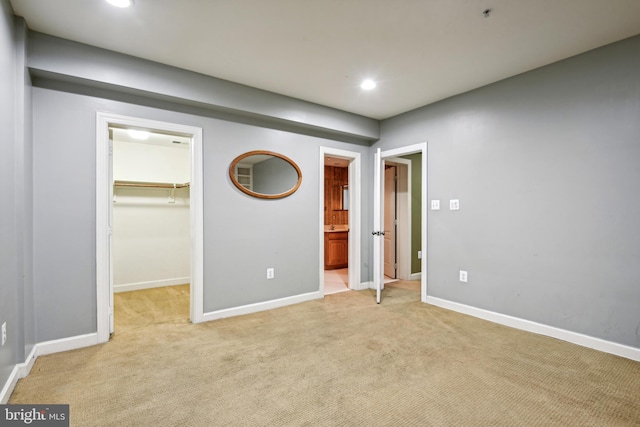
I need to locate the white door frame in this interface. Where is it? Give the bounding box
[385,158,412,281]
[96,113,204,343]
[319,147,362,293]
[376,142,427,302]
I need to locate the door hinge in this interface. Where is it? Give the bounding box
[394,219,398,226]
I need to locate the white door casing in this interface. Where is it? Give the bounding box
[383,165,397,279]
[319,147,362,294]
[373,148,383,303]
[373,143,428,303]
[108,129,114,333]
[96,113,204,343]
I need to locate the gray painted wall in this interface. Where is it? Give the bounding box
[27,32,379,143]
[0,0,18,388]
[0,2,34,392]
[377,35,640,348]
[14,15,35,366]
[5,6,637,400]
[31,87,371,341]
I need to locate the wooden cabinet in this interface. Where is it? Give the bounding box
[324,231,348,269]
[324,165,348,225]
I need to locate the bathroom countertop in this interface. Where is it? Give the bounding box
[324,226,349,232]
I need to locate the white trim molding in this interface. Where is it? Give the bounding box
[426,296,640,362]
[1,333,98,403]
[379,142,428,302]
[35,333,99,356]
[319,147,362,295]
[96,113,205,345]
[350,281,371,291]
[114,277,191,293]
[0,346,35,404]
[202,291,323,322]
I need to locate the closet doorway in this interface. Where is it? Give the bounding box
[111,128,191,330]
[96,113,204,344]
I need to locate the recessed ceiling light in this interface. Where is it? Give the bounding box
[360,79,376,90]
[106,0,133,8]
[128,129,150,140]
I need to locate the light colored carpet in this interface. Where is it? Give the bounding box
[10,282,640,426]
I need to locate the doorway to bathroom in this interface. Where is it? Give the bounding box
[319,147,362,295]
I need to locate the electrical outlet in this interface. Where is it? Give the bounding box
[1,322,6,346]
[417,251,422,259]
[459,270,468,283]
[267,268,275,280]
[431,200,440,210]
[450,199,460,210]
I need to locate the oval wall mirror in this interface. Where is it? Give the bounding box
[229,150,302,199]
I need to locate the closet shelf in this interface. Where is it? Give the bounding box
[113,180,190,189]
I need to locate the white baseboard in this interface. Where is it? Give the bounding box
[114,277,190,293]
[0,333,98,403]
[426,296,640,362]
[409,272,422,281]
[350,282,370,291]
[0,345,36,404]
[35,333,98,356]
[201,291,322,322]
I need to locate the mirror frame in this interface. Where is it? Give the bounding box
[229,150,303,199]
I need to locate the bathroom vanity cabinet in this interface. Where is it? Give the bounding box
[324,231,348,269]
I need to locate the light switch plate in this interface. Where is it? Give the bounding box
[267,268,275,280]
[450,199,460,210]
[431,200,440,210]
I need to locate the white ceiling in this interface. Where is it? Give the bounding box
[111,127,190,148]
[10,0,640,120]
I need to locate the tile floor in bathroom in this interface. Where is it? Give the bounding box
[324,268,398,295]
[324,268,349,295]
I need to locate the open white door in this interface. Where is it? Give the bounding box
[377,143,428,304]
[372,148,383,303]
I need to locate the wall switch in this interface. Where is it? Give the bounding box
[417,251,422,259]
[450,199,460,210]
[266,268,275,280]
[1,322,6,346]
[431,200,440,210]
[459,270,468,283]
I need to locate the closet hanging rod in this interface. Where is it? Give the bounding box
[113,180,190,189]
